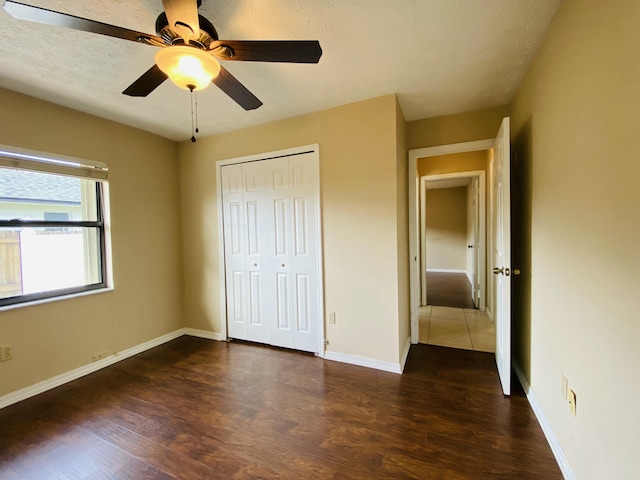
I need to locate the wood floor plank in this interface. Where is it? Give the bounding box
[427,272,475,309]
[0,338,562,479]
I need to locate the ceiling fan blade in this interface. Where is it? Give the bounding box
[3,0,163,45]
[162,0,200,40]
[122,65,168,97]
[213,66,263,111]
[210,40,322,63]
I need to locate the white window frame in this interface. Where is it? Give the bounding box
[0,144,112,307]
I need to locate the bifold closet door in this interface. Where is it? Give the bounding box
[221,152,320,353]
[221,162,270,344]
[263,154,320,352]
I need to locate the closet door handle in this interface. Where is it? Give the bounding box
[280,263,285,267]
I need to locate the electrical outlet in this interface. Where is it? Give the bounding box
[560,374,568,400]
[568,389,577,417]
[92,350,107,362]
[0,345,13,362]
[328,312,336,324]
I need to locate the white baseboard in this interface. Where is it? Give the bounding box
[324,350,402,374]
[183,328,224,341]
[400,336,411,373]
[426,268,466,274]
[485,306,494,322]
[0,328,184,410]
[513,362,576,480]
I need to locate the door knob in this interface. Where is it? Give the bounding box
[467,245,474,248]
[493,267,504,275]
[280,263,285,267]
[253,263,257,267]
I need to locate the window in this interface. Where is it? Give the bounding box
[0,146,109,306]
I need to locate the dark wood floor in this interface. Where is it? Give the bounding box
[427,272,475,309]
[0,337,561,479]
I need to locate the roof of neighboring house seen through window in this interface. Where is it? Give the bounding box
[0,169,81,204]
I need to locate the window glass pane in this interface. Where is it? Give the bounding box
[0,168,98,221]
[0,227,102,300]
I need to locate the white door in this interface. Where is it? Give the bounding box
[492,117,511,396]
[263,154,320,352]
[242,161,270,344]
[222,152,321,353]
[288,153,321,352]
[221,164,248,341]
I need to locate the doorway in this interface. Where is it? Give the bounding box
[419,167,491,352]
[408,117,512,396]
[409,140,494,346]
[421,172,486,310]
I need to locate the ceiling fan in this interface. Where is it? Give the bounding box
[2,0,323,112]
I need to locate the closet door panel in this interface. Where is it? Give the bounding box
[264,157,294,349]
[288,153,320,353]
[242,161,269,343]
[221,164,248,340]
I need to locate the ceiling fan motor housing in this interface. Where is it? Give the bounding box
[155,12,219,48]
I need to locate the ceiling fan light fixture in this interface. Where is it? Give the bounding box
[155,46,220,91]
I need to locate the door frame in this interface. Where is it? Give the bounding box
[420,170,486,310]
[408,139,494,344]
[215,143,325,355]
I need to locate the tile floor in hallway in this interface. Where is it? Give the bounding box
[418,305,495,352]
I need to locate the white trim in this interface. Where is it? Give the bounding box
[485,306,494,322]
[426,268,467,274]
[408,153,420,343]
[0,287,113,313]
[0,329,184,410]
[513,363,576,480]
[215,144,325,355]
[215,159,229,342]
[183,328,224,341]
[399,336,412,373]
[324,351,403,374]
[410,140,495,160]
[409,141,493,345]
[0,143,108,180]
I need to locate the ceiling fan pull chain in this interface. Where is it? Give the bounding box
[189,85,196,142]
[195,91,199,134]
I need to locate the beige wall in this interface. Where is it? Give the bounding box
[417,150,488,177]
[0,88,182,397]
[510,1,639,478]
[425,187,467,271]
[407,106,509,150]
[179,95,408,365]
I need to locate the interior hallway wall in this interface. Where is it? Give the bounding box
[510,0,639,478]
[425,187,467,271]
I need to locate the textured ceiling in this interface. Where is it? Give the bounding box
[0,0,560,141]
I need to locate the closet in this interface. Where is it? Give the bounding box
[220,151,321,353]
